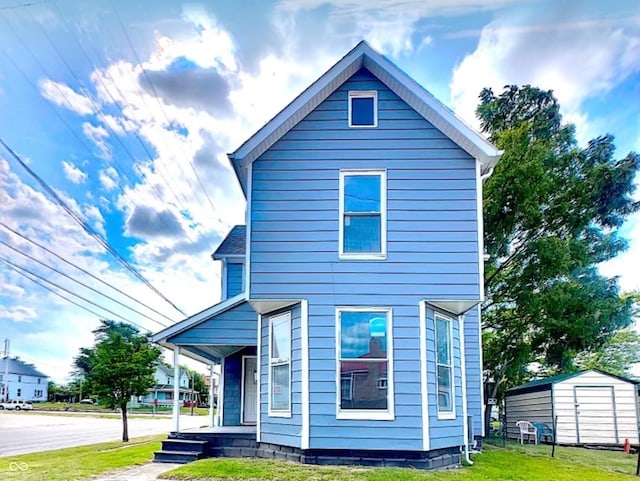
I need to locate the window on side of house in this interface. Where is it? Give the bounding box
[348,91,377,127]
[336,308,394,420]
[435,313,455,419]
[269,312,291,416]
[339,170,387,259]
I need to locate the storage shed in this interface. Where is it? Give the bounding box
[505,370,640,445]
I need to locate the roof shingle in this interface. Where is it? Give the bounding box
[212,225,246,259]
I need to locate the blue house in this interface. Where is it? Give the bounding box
[152,41,501,468]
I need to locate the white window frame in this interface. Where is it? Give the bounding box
[268,311,292,417]
[338,170,387,260]
[435,312,456,420]
[348,90,378,128]
[335,307,394,420]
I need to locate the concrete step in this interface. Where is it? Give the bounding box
[154,450,203,464]
[162,439,208,453]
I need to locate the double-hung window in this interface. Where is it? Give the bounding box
[339,170,387,259]
[336,308,394,420]
[269,312,291,416]
[435,313,455,419]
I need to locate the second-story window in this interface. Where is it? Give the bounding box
[339,170,387,259]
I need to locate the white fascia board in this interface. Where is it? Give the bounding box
[424,299,481,316]
[361,50,502,170]
[152,293,248,343]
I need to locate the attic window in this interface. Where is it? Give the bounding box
[348,91,377,127]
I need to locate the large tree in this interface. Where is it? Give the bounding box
[477,85,639,429]
[75,320,161,441]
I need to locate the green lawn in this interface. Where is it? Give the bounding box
[0,435,163,481]
[34,402,209,416]
[160,445,639,481]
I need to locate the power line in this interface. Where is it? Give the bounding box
[0,1,52,10]
[0,222,177,324]
[0,256,144,328]
[1,14,202,256]
[0,239,168,327]
[3,258,121,324]
[37,20,193,214]
[110,2,225,226]
[0,137,187,317]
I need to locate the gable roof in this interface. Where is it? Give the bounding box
[212,225,246,259]
[228,41,502,193]
[507,369,639,396]
[0,357,48,378]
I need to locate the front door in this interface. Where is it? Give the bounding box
[242,356,258,424]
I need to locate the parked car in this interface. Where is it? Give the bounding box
[0,400,33,410]
[79,399,94,404]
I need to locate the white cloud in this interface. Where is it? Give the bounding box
[449,13,640,142]
[99,167,119,191]
[0,305,37,322]
[61,160,87,184]
[276,0,524,56]
[82,122,110,159]
[39,79,94,115]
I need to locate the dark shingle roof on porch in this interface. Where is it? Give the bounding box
[212,225,246,259]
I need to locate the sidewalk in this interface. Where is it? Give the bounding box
[90,463,180,481]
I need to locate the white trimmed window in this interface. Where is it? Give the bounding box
[339,170,387,259]
[268,312,291,416]
[435,313,455,419]
[348,91,378,127]
[336,308,394,420]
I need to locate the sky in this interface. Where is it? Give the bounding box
[0,0,639,384]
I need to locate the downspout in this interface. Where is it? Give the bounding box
[480,167,494,183]
[458,314,473,465]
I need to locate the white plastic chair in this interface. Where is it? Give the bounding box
[516,420,537,444]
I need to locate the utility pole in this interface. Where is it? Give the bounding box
[3,339,9,402]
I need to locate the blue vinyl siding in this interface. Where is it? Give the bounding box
[223,346,257,426]
[464,306,483,438]
[426,306,465,449]
[260,304,303,447]
[226,262,244,298]
[168,301,257,346]
[248,69,479,451]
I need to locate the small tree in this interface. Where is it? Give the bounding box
[75,320,161,441]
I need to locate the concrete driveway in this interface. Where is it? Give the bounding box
[0,412,207,456]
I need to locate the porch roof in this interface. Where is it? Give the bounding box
[152,294,257,364]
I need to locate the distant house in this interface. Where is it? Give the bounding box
[153,41,501,468]
[131,364,191,406]
[0,357,48,402]
[505,369,640,445]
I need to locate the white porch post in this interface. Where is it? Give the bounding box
[208,363,215,427]
[173,346,181,433]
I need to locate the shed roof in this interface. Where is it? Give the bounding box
[228,41,501,194]
[0,357,48,378]
[507,369,639,396]
[212,225,246,259]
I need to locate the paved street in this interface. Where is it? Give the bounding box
[0,412,207,456]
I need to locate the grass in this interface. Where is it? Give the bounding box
[488,439,638,475]
[0,435,164,481]
[34,402,210,416]
[160,445,639,481]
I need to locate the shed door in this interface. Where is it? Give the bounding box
[574,386,618,444]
